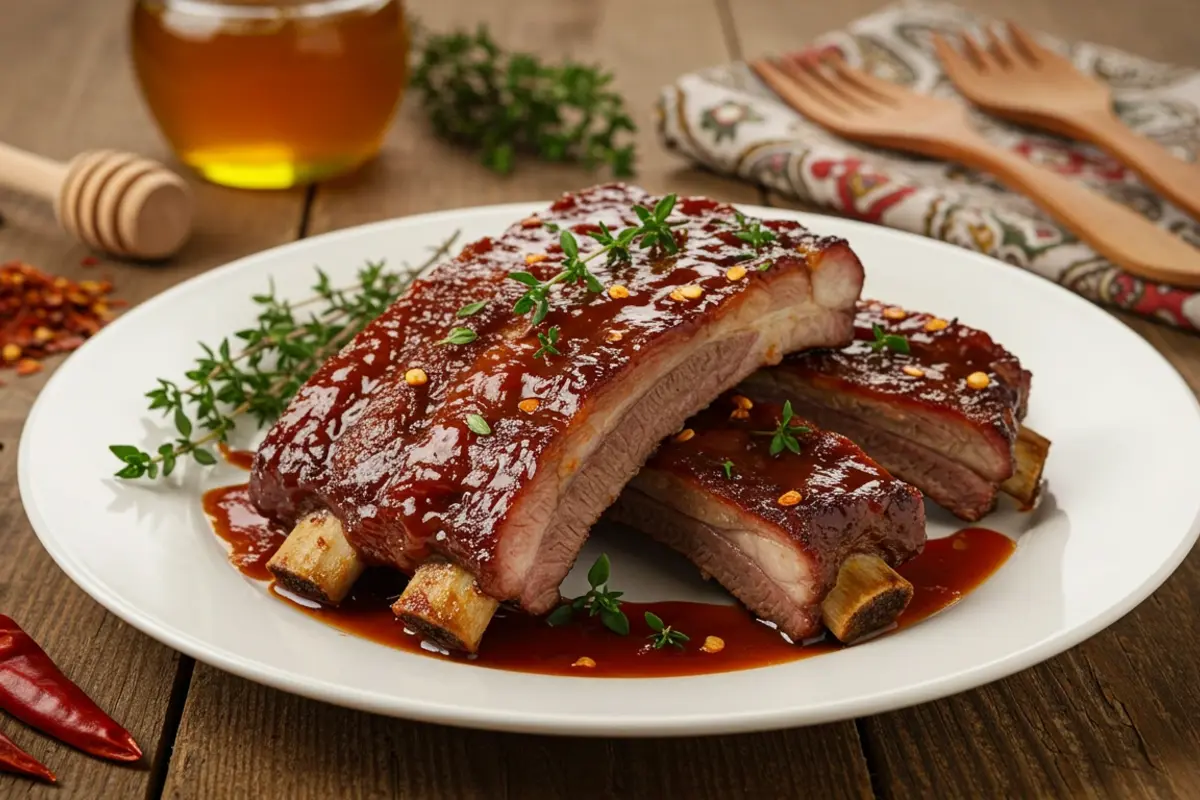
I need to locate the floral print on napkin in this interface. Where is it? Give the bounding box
[655,0,1200,331]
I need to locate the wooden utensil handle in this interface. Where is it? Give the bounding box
[0,141,68,201]
[944,132,1200,288]
[1070,110,1200,223]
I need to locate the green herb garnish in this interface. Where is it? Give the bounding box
[456,300,488,317]
[587,221,638,267]
[534,326,561,360]
[465,414,491,436]
[870,323,910,355]
[410,25,636,177]
[644,612,689,650]
[755,400,812,456]
[109,234,460,479]
[632,194,681,254]
[545,554,629,635]
[733,210,777,251]
[439,326,478,345]
[721,459,735,479]
[757,260,773,272]
[508,194,681,330]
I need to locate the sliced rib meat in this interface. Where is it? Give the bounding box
[249,184,865,613]
[607,393,926,640]
[740,300,1031,521]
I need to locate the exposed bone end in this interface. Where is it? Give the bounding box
[392,559,500,654]
[821,554,914,644]
[1001,425,1051,508]
[266,512,365,605]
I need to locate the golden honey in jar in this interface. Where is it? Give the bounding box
[132,0,408,189]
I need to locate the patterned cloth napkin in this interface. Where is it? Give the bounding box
[655,0,1200,331]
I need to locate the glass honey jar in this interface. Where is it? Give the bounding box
[131,0,409,189]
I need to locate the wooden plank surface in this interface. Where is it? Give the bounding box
[1,0,1198,798]
[728,2,1200,798]
[0,0,306,797]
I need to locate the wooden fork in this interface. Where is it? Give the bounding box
[750,54,1200,288]
[933,22,1200,222]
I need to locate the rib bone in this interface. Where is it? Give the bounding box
[266,513,364,604]
[999,425,1051,508]
[820,554,914,643]
[391,560,499,654]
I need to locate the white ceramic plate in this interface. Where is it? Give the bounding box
[19,202,1200,736]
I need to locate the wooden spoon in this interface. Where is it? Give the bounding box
[0,141,193,260]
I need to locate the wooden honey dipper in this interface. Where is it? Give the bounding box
[0,141,193,260]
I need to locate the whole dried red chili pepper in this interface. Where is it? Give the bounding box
[0,728,55,783]
[0,616,141,763]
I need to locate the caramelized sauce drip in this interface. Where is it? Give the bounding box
[203,483,1014,677]
[202,484,283,581]
[218,444,255,471]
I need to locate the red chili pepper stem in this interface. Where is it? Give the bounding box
[0,616,142,763]
[0,729,55,784]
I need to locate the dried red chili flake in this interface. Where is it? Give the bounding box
[80,256,99,267]
[15,359,42,377]
[0,261,118,376]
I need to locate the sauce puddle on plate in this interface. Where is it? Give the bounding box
[203,480,1014,677]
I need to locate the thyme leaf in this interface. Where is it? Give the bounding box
[870,323,910,355]
[108,233,461,479]
[644,611,689,650]
[754,400,812,457]
[733,210,777,251]
[465,414,492,436]
[545,554,629,635]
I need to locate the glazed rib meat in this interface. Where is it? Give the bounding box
[249,184,865,614]
[607,393,926,640]
[740,300,1032,521]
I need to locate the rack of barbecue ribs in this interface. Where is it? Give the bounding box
[247,184,866,653]
[608,393,926,644]
[740,300,1050,521]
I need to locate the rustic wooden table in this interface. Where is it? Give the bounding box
[3,0,1199,797]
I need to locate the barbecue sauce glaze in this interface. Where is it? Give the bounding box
[633,393,926,601]
[779,300,1031,444]
[204,479,1013,678]
[247,184,851,590]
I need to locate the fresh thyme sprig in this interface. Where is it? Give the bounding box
[632,195,682,254]
[733,210,777,251]
[588,221,637,267]
[508,194,681,330]
[753,400,812,456]
[870,323,910,355]
[545,554,629,635]
[409,25,636,176]
[644,612,689,650]
[534,326,561,360]
[108,233,461,479]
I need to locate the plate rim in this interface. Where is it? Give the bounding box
[18,200,1200,736]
